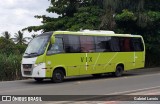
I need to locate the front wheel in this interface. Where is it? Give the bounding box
[113,65,124,77]
[52,69,64,83]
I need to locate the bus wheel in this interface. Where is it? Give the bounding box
[114,65,124,77]
[34,78,43,82]
[52,69,64,83]
[92,74,102,78]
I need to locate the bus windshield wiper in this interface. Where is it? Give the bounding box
[24,53,29,54]
[29,52,38,55]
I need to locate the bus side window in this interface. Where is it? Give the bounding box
[110,37,120,52]
[80,36,95,53]
[123,38,131,51]
[47,38,64,55]
[95,36,111,52]
[63,35,81,53]
[119,37,132,52]
[132,38,144,51]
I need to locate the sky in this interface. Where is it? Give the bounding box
[0,0,58,38]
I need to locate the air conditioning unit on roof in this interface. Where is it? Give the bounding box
[80,29,115,34]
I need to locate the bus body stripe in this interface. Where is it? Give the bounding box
[103,52,118,69]
[86,53,87,70]
[93,53,101,70]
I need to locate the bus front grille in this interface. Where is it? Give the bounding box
[23,64,33,75]
[24,71,32,75]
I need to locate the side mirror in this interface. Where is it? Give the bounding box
[50,35,55,44]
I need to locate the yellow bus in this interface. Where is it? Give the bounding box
[21,30,145,82]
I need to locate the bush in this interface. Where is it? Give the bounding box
[0,54,22,81]
[0,37,27,81]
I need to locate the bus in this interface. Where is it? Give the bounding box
[21,30,145,82]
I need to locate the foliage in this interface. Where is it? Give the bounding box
[14,31,27,45]
[0,37,26,81]
[66,6,104,30]
[2,31,11,40]
[0,37,19,55]
[15,44,27,54]
[0,54,22,81]
[31,34,38,38]
[24,0,103,32]
[0,37,27,55]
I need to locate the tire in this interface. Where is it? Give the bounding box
[92,74,102,78]
[114,65,124,77]
[34,78,44,82]
[52,69,64,83]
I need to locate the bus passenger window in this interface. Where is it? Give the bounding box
[47,38,64,55]
[95,36,111,52]
[63,35,80,53]
[110,37,120,52]
[80,36,95,53]
[123,38,131,51]
[132,38,144,51]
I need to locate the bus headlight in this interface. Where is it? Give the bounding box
[34,63,43,67]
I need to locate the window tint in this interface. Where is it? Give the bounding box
[80,36,95,52]
[95,36,111,52]
[119,37,133,52]
[95,36,143,52]
[132,38,144,51]
[47,37,64,55]
[110,37,120,52]
[63,35,81,53]
[47,35,144,54]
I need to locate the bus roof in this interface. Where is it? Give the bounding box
[50,30,142,37]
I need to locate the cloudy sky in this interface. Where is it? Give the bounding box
[0,0,57,38]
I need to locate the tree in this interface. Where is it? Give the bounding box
[14,31,26,45]
[98,0,146,30]
[0,37,19,55]
[23,0,103,32]
[2,31,11,40]
[31,34,37,38]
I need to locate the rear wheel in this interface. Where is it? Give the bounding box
[52,69,64,83]
[34,78,43,82]
[113,65,124,77]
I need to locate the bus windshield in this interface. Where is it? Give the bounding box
[24,33,51,58]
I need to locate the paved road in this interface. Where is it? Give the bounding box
[0,67,160,104]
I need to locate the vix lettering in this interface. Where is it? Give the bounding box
[81,57,92,62]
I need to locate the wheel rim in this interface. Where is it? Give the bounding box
[55,73,62,80]
[116,66,123,76]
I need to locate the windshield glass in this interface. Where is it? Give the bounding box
[24,33,52,58]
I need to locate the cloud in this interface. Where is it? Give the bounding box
[0,0,57,37]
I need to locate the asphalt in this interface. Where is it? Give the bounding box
[0,67,160,104]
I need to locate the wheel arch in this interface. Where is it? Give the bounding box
[116,63,125,71]
[53,66,66,76]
